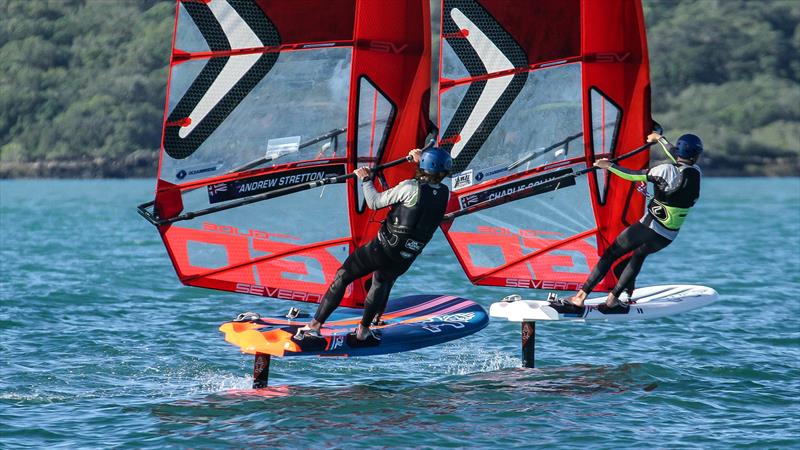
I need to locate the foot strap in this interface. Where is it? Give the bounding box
[345,329,381,348]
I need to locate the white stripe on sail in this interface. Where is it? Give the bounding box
[448,8,514,158]
[180,0,263,138]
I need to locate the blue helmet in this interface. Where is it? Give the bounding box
[419,147,453,174]
[675,134,703,159]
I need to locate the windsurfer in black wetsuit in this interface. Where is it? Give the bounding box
[294,147,452,344]
[553,132,704,313]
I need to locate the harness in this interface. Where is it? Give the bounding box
[647,163,701,230]
[379,182,449,261]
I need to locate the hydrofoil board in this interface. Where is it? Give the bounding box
[220,294,488,357]
[490,285,718,322]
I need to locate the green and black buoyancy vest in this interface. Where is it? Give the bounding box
[379,182,449,261]
[648,163,701,230]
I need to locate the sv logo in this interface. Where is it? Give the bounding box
[368,41,409,54]
[596,52,632,63]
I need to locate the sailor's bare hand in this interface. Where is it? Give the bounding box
[354,167,371,180]
[647,132,662,143]
[409,149,422,163]
[594,158,612,169]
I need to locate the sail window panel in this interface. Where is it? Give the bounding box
[447,164,596,281]
[439,63,583,185]
[175,2,212,53]
[594,169,609,205]
[166,59,208,117]
[590,89,620,156]
[174,0,279,53]
[160,48,352,184]
[355,78,396,212]
[177,183,351,248]
[441,39,471,80]
[589,88,621,204]
[356,78,395,162]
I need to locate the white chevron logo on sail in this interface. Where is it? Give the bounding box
[448,8,515,158]
[179,0,263,138]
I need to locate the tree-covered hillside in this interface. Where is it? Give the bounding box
[0,0,172,176]
[644,0,800,175]
[0,0,797,177]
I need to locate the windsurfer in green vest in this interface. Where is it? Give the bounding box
[553,132,704,312]
[294,147,453,345]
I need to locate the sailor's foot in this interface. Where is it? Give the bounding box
[596,294,630,314]
[549,295,586,314]
[549,291,587,307]
[293,325,323,340]
[356,325,377,341]
[346,326,381,347]
[292,325,327,351]
[604,293,627,307]
[620,291,636,305]
[371,315,386,326]
[570,290,588,307]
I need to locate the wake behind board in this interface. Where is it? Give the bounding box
[490,285,718,322]
[220,294,488,357]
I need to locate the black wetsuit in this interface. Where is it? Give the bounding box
[582,161,701,297]
[313,179,449,327]
[582,222,672,297]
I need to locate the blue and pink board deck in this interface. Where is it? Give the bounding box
[220,294,489,357]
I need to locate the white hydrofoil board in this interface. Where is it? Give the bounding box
[490,285,718,322]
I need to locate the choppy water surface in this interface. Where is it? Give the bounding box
[1,178,799,448]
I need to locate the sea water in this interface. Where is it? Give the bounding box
[1,178,798,448]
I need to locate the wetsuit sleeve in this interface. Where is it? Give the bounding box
[607,165,648,182]
[657,137,677,163]
[646,163,681,192]
[362,179,417,210]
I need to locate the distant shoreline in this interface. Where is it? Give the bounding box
[0,151,158,179]
[1,152,797,178]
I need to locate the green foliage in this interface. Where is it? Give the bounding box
[0,0,171,163]
[0,0,797,176]
[644,0,800,174]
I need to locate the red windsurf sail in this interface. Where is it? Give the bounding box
[437,0,653,291]
[143,0,432,308]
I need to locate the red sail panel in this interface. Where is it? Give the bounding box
[152,0,431,308]
[582,0,652,266]
[438,0,651,292]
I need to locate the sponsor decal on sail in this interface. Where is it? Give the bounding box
[207,165,346,204]
[458,168,575,209]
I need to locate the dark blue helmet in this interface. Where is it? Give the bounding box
[675,134,703,159]
[419,147,453,174]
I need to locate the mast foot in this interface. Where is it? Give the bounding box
[253,353,271,389]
